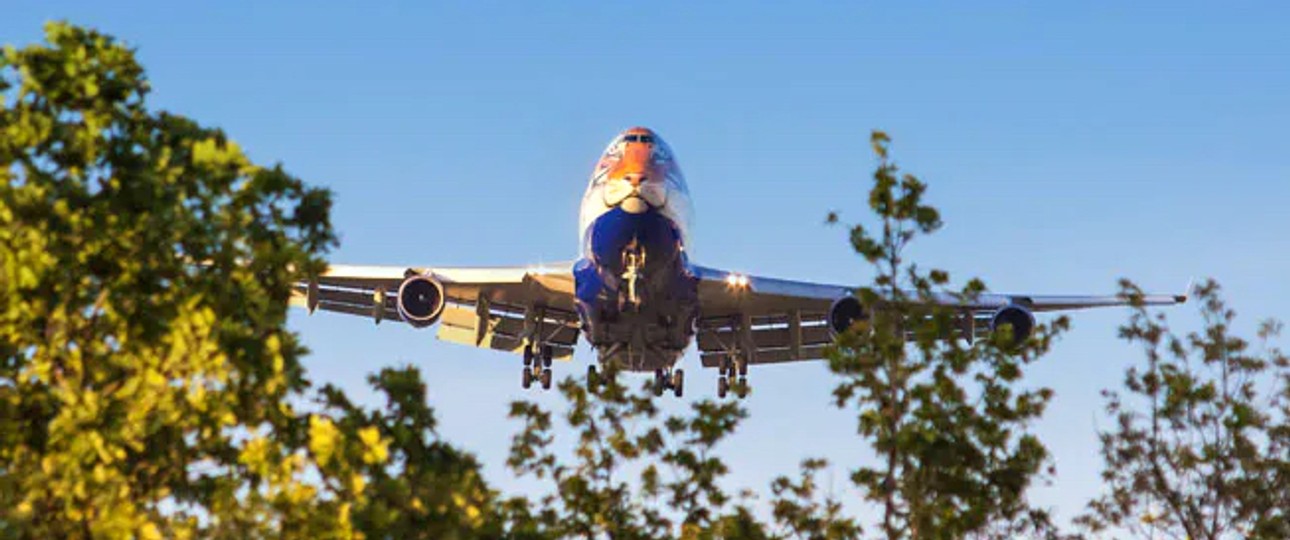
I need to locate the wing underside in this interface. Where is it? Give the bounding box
[291,263,581,360]
[690,265,1186,369]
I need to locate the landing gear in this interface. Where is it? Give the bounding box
[717,375,749,399]
[717,356,750,399]
[587,364,600,391]
[652,367,684,398]
[621,243,647,310]
[521,344,554,391]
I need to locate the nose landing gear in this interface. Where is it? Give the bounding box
[620,242,647,310]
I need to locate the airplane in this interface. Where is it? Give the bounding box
[292,127,1186,399]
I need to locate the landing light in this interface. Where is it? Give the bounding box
[725,273,750,289]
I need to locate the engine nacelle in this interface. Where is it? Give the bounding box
[990,305,1035,347]
[397,274,446,328]
[828,296,869,336]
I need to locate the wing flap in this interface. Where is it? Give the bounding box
[700,345,829,368]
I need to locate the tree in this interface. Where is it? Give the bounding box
[824,132,1068,539]
[315,366,508,539]
[1079,279,1289,539]
[505,366,752,538]
[0,22,498,539]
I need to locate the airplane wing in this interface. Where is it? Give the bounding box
[690,265,1187,370]
[290,262,581,360]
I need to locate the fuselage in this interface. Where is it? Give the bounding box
[574,127,699,371]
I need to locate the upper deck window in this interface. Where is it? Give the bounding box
[622,134,653,144]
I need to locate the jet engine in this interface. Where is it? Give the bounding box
[828,296,868,335]
[990,305,1035,347]
[397,274,446,328]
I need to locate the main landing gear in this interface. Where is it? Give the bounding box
[584,365,685,398]
[521,344,554,391]
[652,367,684,398]
[716,356,749,399]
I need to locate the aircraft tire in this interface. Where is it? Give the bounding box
[736,377,748,399]
[521,368,533,389]
[587,365,599,391]
[717,376,729,399]
[540,368,552,390]
[672,369,684,398]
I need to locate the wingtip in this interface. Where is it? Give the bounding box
[1176,277,1196,304]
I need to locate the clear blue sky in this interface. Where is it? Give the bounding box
[7,1,1289,529]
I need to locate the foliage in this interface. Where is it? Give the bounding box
[314,366,508,539]
[824,132,1068,539]
[505,367,743,538]
[769,458,862,540]
[1078,279,1289,539]
[0,20,343,537]
[0,22,501,539]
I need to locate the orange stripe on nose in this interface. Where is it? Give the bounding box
[610,143,653,186]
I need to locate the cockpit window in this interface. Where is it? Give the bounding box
[622,134,653,144]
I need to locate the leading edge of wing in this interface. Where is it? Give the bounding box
[317,261,577,283]
[692,264,1187,312]
[692,264,852,302]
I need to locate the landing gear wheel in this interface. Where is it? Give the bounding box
[735,377,749,399]
[540,368,553,390]
[653,369,666,396]
[523,346,534,366]
[542,345,554,367]
[717,376,729,399]
[587,365,599,391]
[671,369,684,398]
[521,367,533,389]
[737,359,748,377]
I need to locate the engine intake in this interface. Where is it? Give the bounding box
[397,274,445,328]
[990,305,1035,347]
[828,296,868,335]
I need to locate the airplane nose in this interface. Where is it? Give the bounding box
[612,144,652,185]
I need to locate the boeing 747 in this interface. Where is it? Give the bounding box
[293,127,1184,398]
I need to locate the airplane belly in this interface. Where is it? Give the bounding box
[574,207,698,371]
[587,207,683,272]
